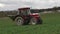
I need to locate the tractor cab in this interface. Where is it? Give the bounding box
[18,7,31,16]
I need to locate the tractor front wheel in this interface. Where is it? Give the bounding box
[29,18,37,25]
[29,18,43,25]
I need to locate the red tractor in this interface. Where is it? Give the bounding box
[9,7,42,25]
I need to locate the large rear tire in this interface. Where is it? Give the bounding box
[15,17,24,25]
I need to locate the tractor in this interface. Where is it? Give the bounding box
[9,7,42,25]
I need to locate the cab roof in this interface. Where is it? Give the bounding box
[18,7,30,10]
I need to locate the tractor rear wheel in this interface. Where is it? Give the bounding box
[15,17,24,25]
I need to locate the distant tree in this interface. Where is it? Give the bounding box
[53,7,58,12]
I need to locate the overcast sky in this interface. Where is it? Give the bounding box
[0,0,60,11]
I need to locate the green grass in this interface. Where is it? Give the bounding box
[0,13,60,34]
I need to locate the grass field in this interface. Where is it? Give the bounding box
[0,13,60,34]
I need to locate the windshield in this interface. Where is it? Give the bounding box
[20,9,30,15]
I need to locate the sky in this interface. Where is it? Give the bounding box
[0,0,60,11]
